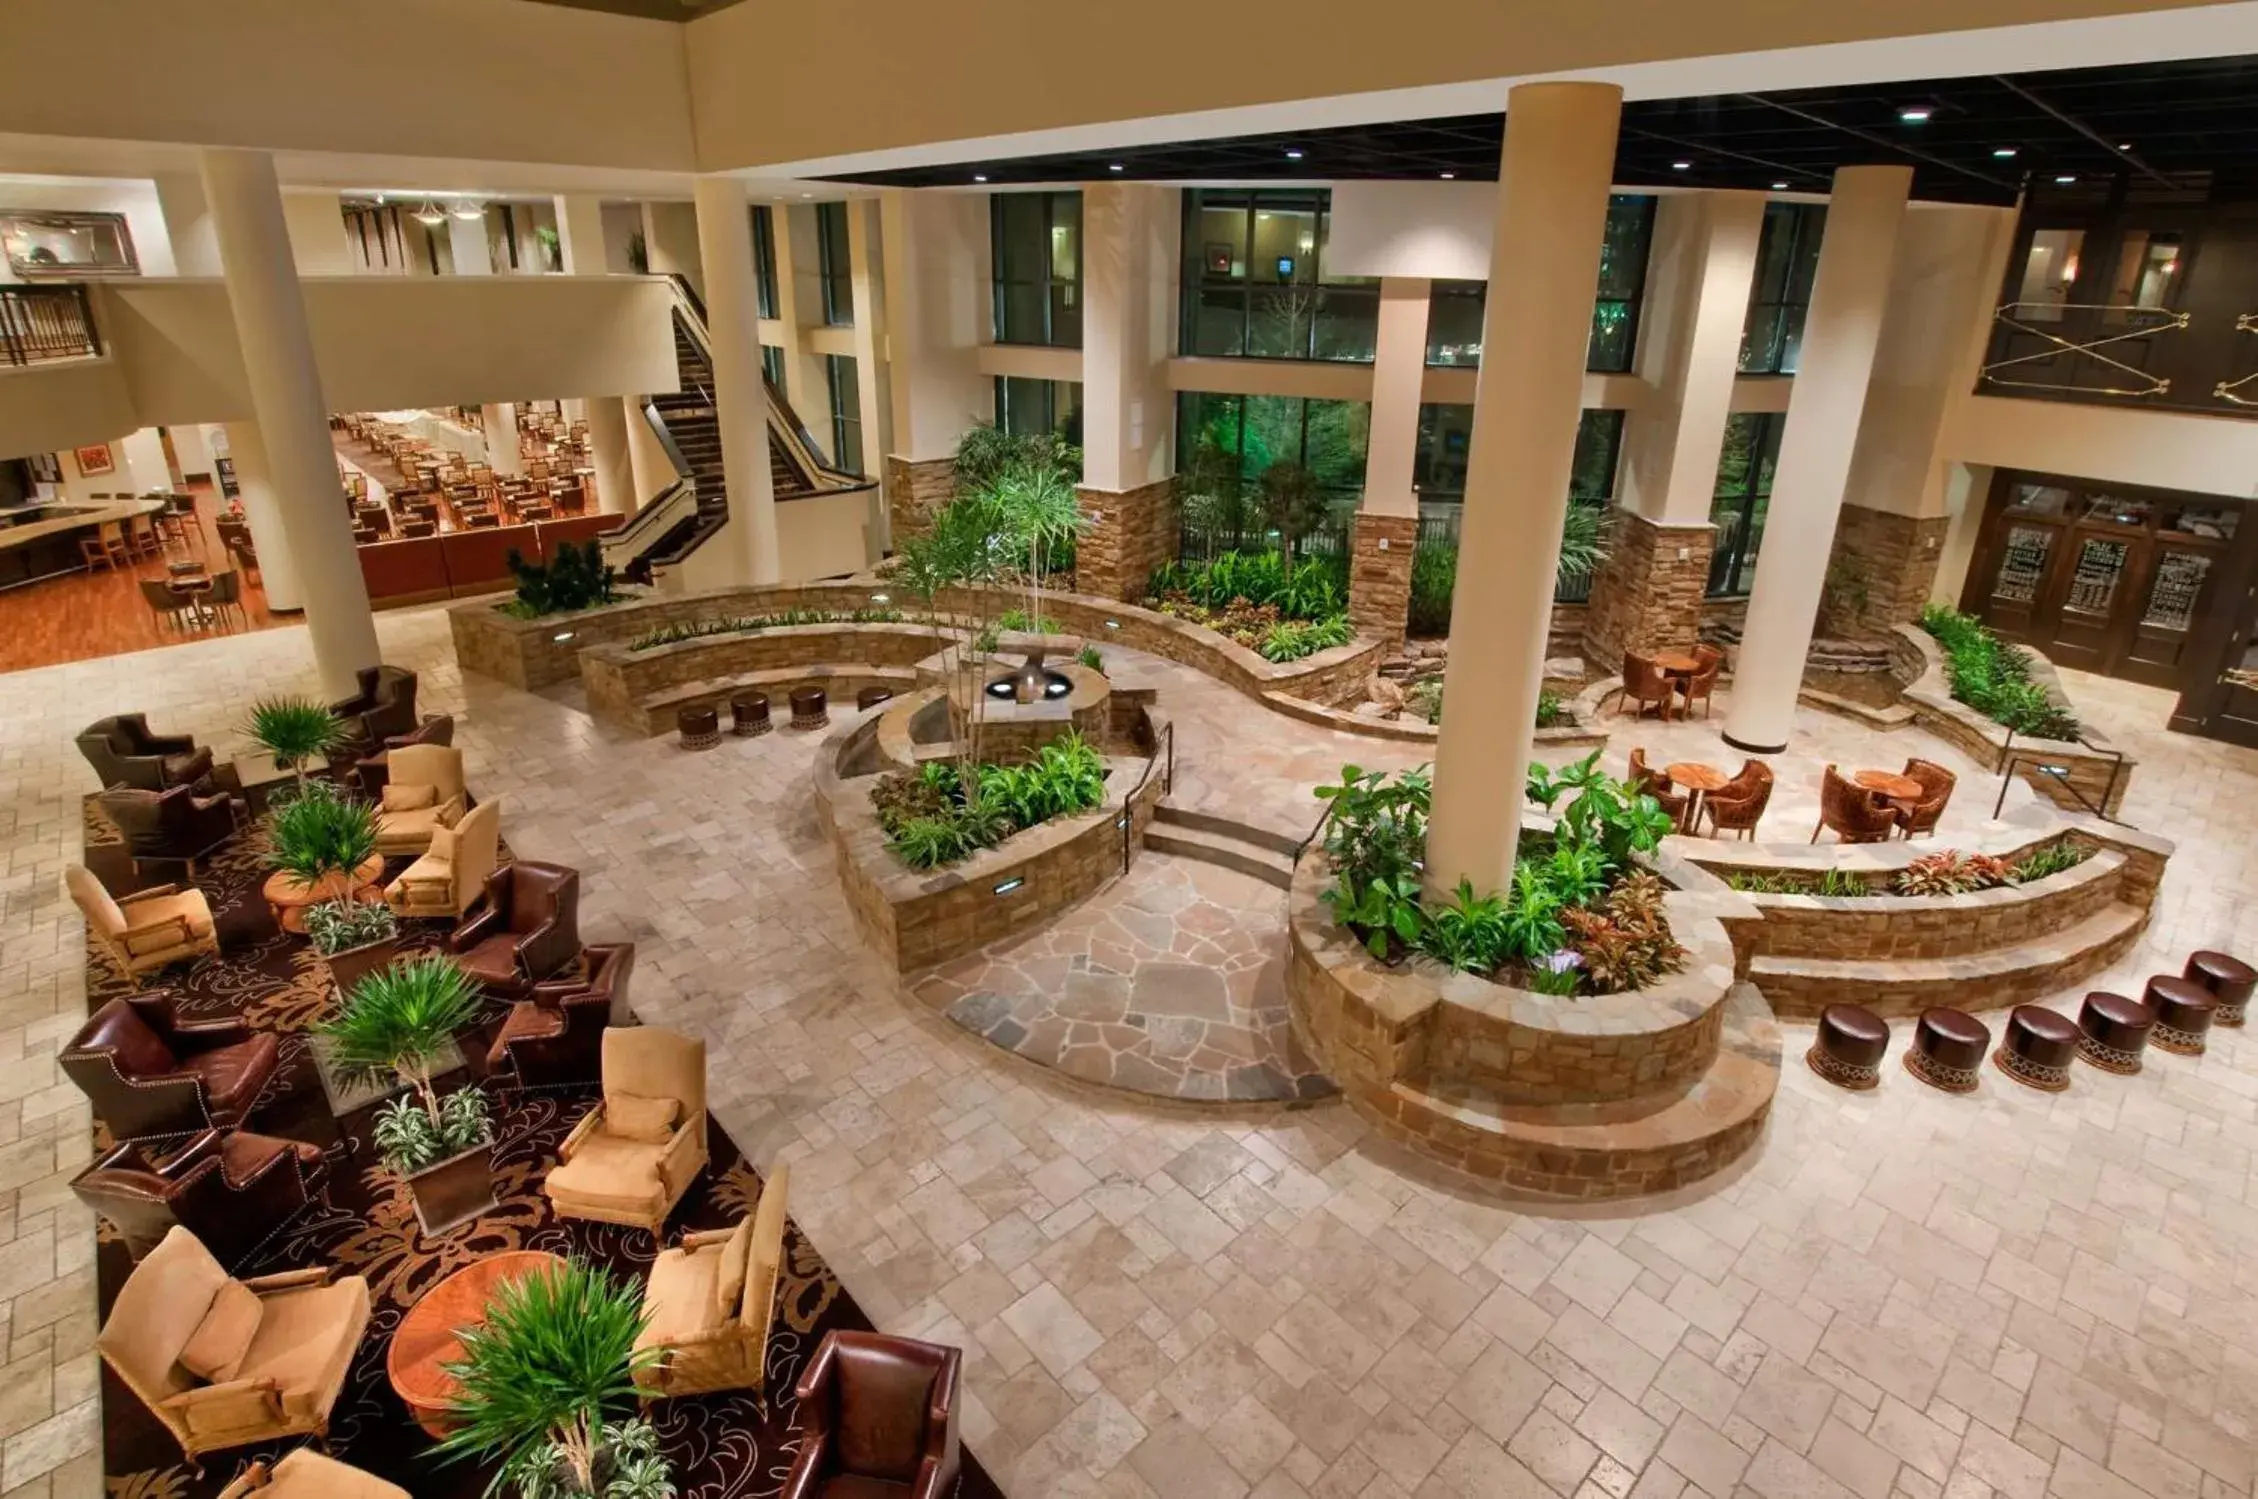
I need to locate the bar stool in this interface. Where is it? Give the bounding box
[856,686,894,711]
[1806,1004,1889,1091]
[2183,950,2253,1028]
[1904,1008,1990,1094]
[730,693,771,737]
[789,687,828,730]
[1993,1006,2078,1092]
[2143,975,2218,1057]
[2076,992,2155,1075]
[676,704,720,751]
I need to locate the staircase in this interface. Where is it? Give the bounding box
[606,276,877,586]
[1144,804,1298,889]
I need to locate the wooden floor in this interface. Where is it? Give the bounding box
[0,482,297,675]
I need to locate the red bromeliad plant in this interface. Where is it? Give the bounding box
[1894,850,2013,897]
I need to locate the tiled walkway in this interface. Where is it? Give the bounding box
[4,606,2256,1499]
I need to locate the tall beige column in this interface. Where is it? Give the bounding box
[585,396,636,516]
[153,173,221,276]
[1349,276,1431,647]
[481,403,524,474]
[1427,82,1623,899]
[1724,166,1912,753]
[691,175,779,584]
[1076,183,1178,598]
[554,194,609,274]
[845,198,896,559]
[220,421,302,611]
[879,188,992,539]
[448,211,492,277]
[200,147,379,697]
[775,206,837,442]
[1587,190,1765,667]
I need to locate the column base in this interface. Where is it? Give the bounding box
[1075,479,1176,601]
[1582,512,1714,669]
[884,455,957,544]
[1348,513,1417,652]
[1721,730,1787,755]
[1822,503,1951,637]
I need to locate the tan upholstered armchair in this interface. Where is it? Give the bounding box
[67,864,220,984]
[544,1027,707,1234]
[371,744,466,857]
[632,1164,792,1408]
[217,1450,408,1499]
[383,798,500,919]
[97,1226,372,1467]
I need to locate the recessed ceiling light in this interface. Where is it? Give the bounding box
[2117,142,2133,151]
[1898,106,1934,123]
[1439,171,1455,180]
[1108,163,1124,172]
[973,174,988,183]
[2055,174,2077,184]
[1772,181,1789,191]
[1992,147,2018,158]
[1671,160,1691,171]
[1285,148,1304,160]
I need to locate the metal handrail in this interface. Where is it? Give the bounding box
[1119,720,1175,873]
[1293,799,1336,866]
[2214,313,2258,406]
[1980,301,2187,398]
[1991,723,2129,825]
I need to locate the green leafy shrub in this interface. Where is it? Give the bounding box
[1562,871,1686,994]
[1921,604,2082,739]
[1076,644,1105,674]
[373,1088,491,1174]
[1534,691,1568,729]
[1145,551,1346,622]
[506,540,617,618]
[1418,880,1511,973]
[1815,868,1872,899]
[1316,765,1431,892]
[1525,751,1674,873]
[628,607,902,651]
[872,733,1107,870]
[2010,839,2090,883]
[304,898,397,955]
[1323,870,1426,961]
[1257,614,1353,662]
[243,695,343,798]
[318,955,490,1177]
[995,607,1062,634]
[1408,539,1457,638]
[1894,849,2013,896]
[268,788,379,887]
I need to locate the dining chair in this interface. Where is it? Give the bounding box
[138,579,195,632]
[205,570,245,630]
[79,535,120,572]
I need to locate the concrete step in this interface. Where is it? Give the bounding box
[1152,802,1303,857]
[1143,818,1296,890]
[1748,900,2147,1020]
[1388,982,1779,1200]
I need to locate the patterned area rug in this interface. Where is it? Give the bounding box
[83,798,1003,1499]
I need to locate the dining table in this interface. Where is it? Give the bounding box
[1665,761,1729,833]
[1853,769,1925,819]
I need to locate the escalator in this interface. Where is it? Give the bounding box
[604,275,875,585]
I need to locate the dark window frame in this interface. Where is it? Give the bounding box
[994,376,1082,442]
[990,191,1083,348]
[824,354,863,475]
[753,205,780,321]
[1420,196,1657,373]
[1178,188,1380,364]
[1707,411,1786,597]
[1739,203,1826,375]
[816,202,854,326]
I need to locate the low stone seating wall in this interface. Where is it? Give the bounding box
[581,621,956,734]
[816,697,1174,973]
[1257,690,1610,751]
[1891,625,2135,817]
[1285,845,1781,1200]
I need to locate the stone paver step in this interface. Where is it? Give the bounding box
[1143,821,1296,890]
[1152,801,1304,857]
[1386,982,1780,1200]
[1748,899,2147,1019]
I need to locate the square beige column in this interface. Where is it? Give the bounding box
[776,204,839,446]
[879,188,991,540]
[845,197,897,559]
[554,193,610,274]
[1077,182,1178,599]
[1724,165,1912,754]
[643,201,704,298]
[1587,190,1765,668]
[1428,82,1623,898]
[480,403,524,474]
[691,174,780,584]
[447,209,492,276]
[1349,276,1431,649]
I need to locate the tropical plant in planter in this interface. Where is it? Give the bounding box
[303,898,399,997]
[268,786,381,902]
[243,695,344,802]
[436,1257,673,1498]
[316,955,496,1234]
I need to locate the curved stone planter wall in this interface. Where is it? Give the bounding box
[815,697,1173,973]
[1285,849,1780,1200]
[1256,691,1610,752]
[581,622,960,734]
[1891,625,2135,817]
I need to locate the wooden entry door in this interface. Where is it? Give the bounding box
[2044,526,2142,672]
[2119,541,2220,687]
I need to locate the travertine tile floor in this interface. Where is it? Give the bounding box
[3,606,2255,1499]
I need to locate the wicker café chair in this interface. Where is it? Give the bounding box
[1811,764,1900,844]
[1616,651,1677,721]
[1627,748,1689,829]
[1898,758,1957,839]
[1701,759,1774,840]
[1679,643,1725,718]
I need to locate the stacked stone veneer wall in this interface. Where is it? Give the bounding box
[885,456,956,543]
[1076,479,1177,601]
[1583,513,1715,670]
[1257,692,1608,752]
[1824,505,1951,637]
[580,623,958,733]
[1348,514,1418,651]
[817,702,1172,973]
[1891,624,2135,817]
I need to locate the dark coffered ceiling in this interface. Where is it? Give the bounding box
[839,55,2258,205]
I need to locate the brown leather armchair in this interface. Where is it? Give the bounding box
[351,713,455,796]
[62,995,281,1142]
[1812,764,1900,844]
[1700,759,1774,840]
[450,861,581,999]
[327,665,418,766]
[1899,758,1957,839]
[780,1331,963,1499]
[486,943,634,1091]
[1616,652,1676,721]
[78,714,215,792]
[98,783,243,878]
[72,1128,328,1270]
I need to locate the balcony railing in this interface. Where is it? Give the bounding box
[0,283,100,366]
[2215,314,2258,407]
[1979,302,2189,400]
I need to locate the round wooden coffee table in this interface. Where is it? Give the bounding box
[387,1250,566,1440]
[1653,652,1702,677]
[1665,761,1729,833]
[262,856,385,934]
[1853,770,1925,807]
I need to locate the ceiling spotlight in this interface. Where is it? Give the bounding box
[973,174,988,183]
[1671,160,1691,171]
[1898,106,1934,123]
[1439,171,1455,180]
[1285,148,1304,161]
[1108,163,1125,172]
[2055,174,2077,184]
[1772,181,1789,191]
[449,199,484,221]
[412,199,446,227]
[1992,146,2018,158]
[2117,142,2133,151]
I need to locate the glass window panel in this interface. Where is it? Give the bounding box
[1992,525,2054,605]
[1426,283,1485,366]
[1569,410,1624,500]
[1413,404,1473,499]
[817,202,854,325]
[2064,537,2130,616]
[1247,286,1314,358]
[2013,228,2085,322]
[1739,305,1784,375]
[1596,195,1654,301]
[1002,283,1046,345]
[2167,504,2238,539]
[2081,493,2153,527]
[1301,399,1370,495]
[1194,205,1249,280]
[1050,287,1081,348]
[1049,194,1080,281]
[997,194,1045,282]
[2008,483,2072,517]
[1312,286,1378,362]
[2109,230,2184,310]
[1740,205,1824,373]
[752,206,779,320]
[1191,289,1247,356]
[1251,207,1318,284]
[1775,305,1809,375]
[760,342,785,397]
[1587,302,1636,372]
[2142,551,2211,632]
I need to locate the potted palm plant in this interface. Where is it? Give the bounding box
[436,1257,674,1498]
[304,898,400,998]
[316,955,496,1234]
[267,787,382,931]
[243,695,344,803]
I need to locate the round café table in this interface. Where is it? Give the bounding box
[262,855,386,933]
[1665,761,1729,834]
[1653,652,1701,677]
[388,1250,566,1440]
[1853,770,1924,808]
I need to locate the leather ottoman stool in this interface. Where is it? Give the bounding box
[1806,1004,1889,1090]
[2077,991,2155,1075]
[1904,1008,1989,1094]
[730,692,771,737]
[2183,950,2253,1027]
[856,686,894,711]
[789,686,829,730]
[676,704,720,751]
[1993,1006,2078,1092]
[2143,975,2218,1056]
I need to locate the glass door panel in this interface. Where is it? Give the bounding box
[2124,547,2216,684]
[1984,523,2055,636]
[2051,534,2132,668]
